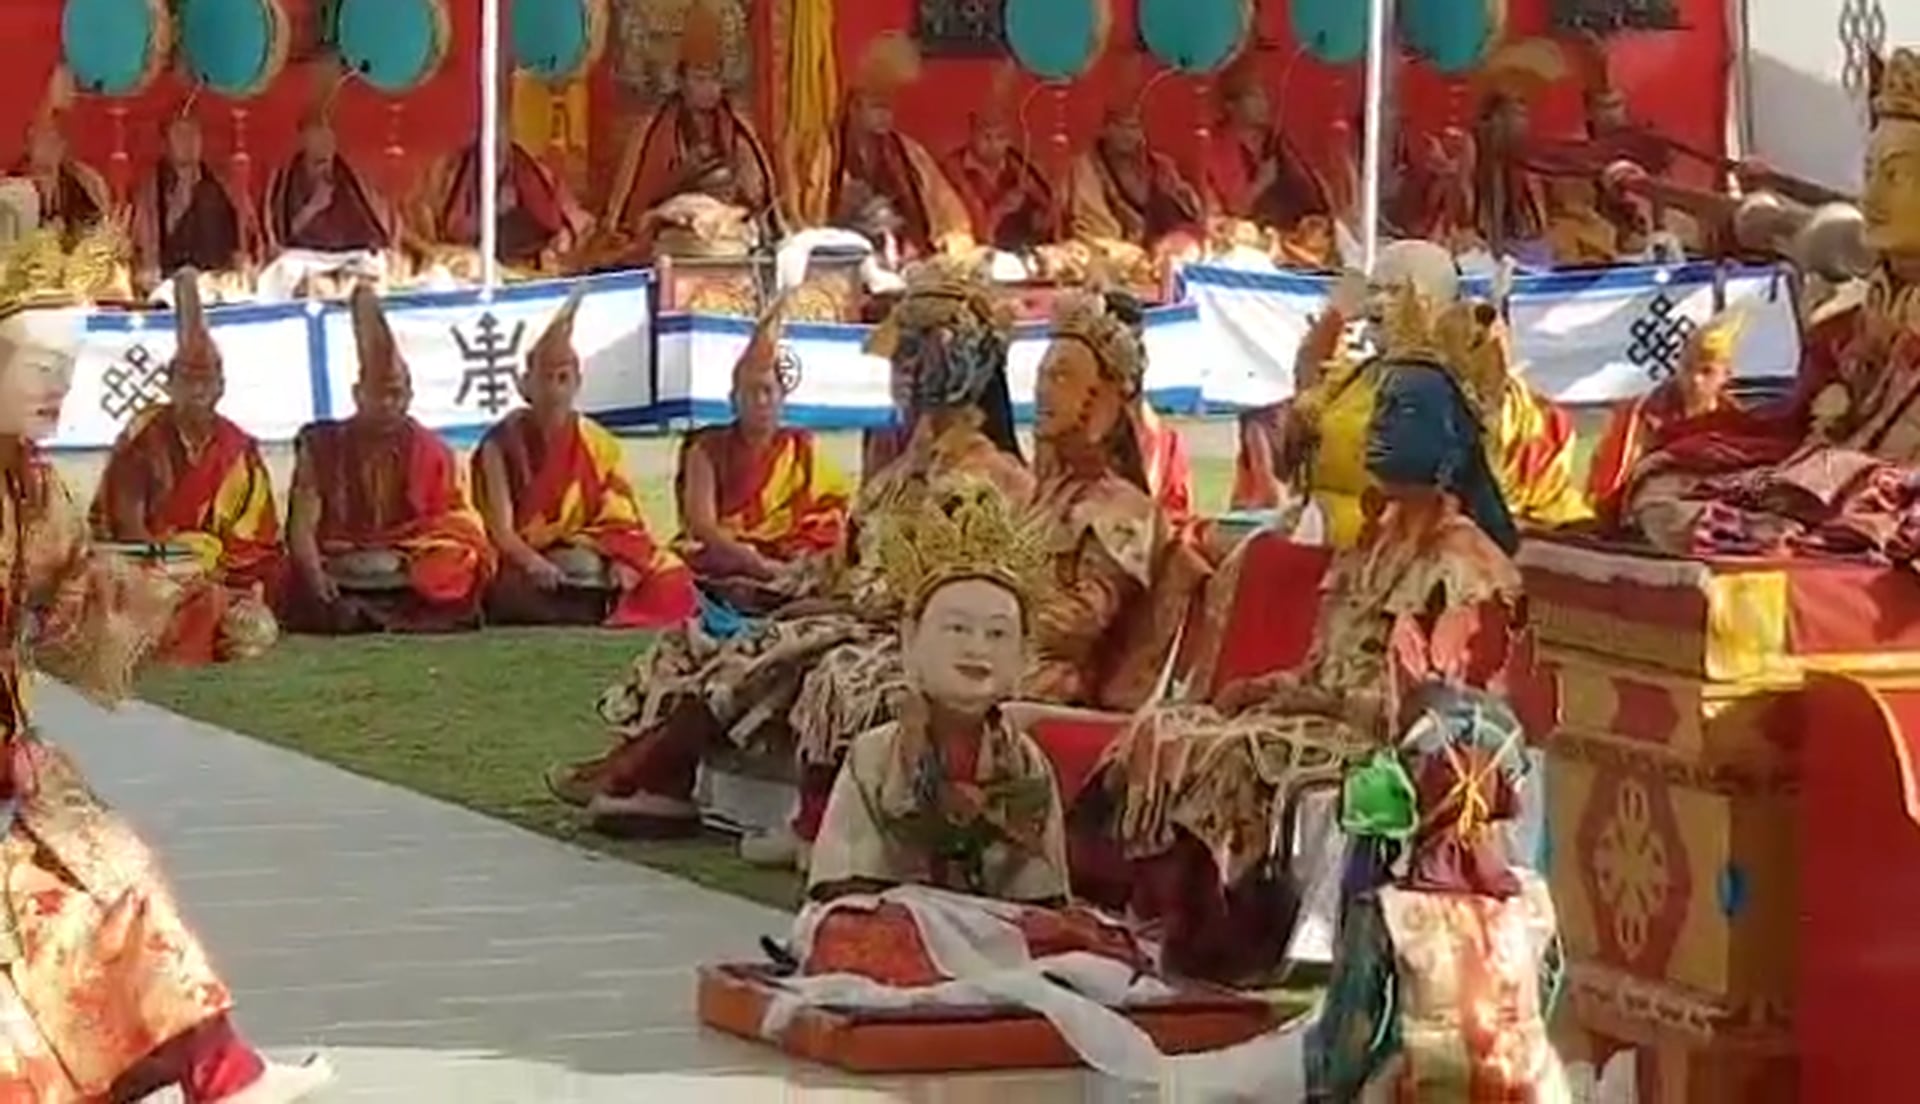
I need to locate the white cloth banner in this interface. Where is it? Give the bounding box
[653,302,1208,428]
[1180,260,1802,410]
[52,270,654,450]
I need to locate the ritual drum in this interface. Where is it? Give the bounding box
[511,0,608,86]
[1003,0,1110,82]
[335,0,451,94]
[61,0,172,96]
[1138,0,1250,75]
[177,0,291,98]
[97,541,205,581]
[1289,0,1368,66]
[1400,0,1505,73]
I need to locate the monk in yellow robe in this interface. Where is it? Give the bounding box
[473,288,697,628]
[262,65,393,255]
[89,269,283,664]
[674,300,851,593]
[281,284,495,634]
[603,0,779,256]
[1587,311,1743,519]
[133,100,245,285]
[1068,68,1204,252]
[824,33,972,258]
[15,67,109,241]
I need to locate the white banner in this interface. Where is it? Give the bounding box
[51,270,654,450]
[653,302,1208,427]
[1180,261,1802,410]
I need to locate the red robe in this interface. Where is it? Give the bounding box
[133,162,245,275]
[262,154,393,254]
[941,146,1052,252]
[476,411,696,629]
[1202,125,1330,228]
[606,98,779,235]
[433,144,588,264]
[674,425,850,577]
[283,417,494,633]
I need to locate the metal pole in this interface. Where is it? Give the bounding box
[1359,0,1393,274]
[479,0,502,298]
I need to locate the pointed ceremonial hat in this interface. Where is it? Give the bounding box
[735,291,796,392]
[679,0,726,71]
[528,283,588,371]
[852,32,922,99]
[170,267,221,374]
[349,281,408,386]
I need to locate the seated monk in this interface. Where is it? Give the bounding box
[17,66,108,240]
[281,284,494,633]
[1587,309,1743,518]
[823,33,972,258]
[1203,54,1332,248]
[473,289,697,628]
[262,64,392,256]
[941,63,1053,254]
[603,0,778,258]
[1466,76,1552,264]
[133,100,245,286]
[1068,64,1204,253]
[89,269,282,664]
[415,90,592,272]
[674,300,851,599]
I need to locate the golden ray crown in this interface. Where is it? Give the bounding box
[1877,48,1920,122]
[1050,291,1144,399]
[871,478,1052,616]
[1689,307,1747,362]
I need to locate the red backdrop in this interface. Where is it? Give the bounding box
[0,0,1729,217]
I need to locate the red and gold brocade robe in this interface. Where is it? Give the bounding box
[133,162,245,276]
[1202,125,1331,231]
[88,406,283,592]
[1586,381,1740,520]
[940,146,1054,252]
[419,143,591,266]
[1067,144,1203,250]
[1135,406,1194,524]
[0,455,239,1099]
[606,98,778,235]
[672,424,851,573]
[290,416,494,620]
[1025,468,1162,711]
[1495,382,1591,527]
[474,410,695,629]
[262,154,394,255]
[826,125,974,255]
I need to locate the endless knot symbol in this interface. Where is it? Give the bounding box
[1839,0,1888,105]
[1591,779,1673,962]
[450,312,527,416]
[98,343,167,421]
[1627,292,1697,382]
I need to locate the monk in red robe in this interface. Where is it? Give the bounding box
[941,63,1053,253]
[416,101,592,270]
[1202,54,1331,235]
[674,300,851,594]
[262,66,392,255]
[16,67,108,240]
[1068,67,1204,251]
[133,102,245,285]
[824,33,972,256]
[90,270,284,664]
[281,284,494,634]
[603,0,779,254]
[1587,311,1744,517]
[473,288,697,628]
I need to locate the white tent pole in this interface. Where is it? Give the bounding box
[479,0,503,299]
[1360,0,1393,274]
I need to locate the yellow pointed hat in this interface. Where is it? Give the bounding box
[527,283,588,371]
[170,267,221,375]
[349,281,407,387]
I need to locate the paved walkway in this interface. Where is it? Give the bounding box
[37,682,1124,1103]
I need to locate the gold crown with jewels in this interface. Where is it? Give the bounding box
[871,478,1052,616]
[1048,291,1145,399]
[1876,48,1920,122]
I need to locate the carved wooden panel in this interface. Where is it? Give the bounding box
[914,0,1005,58]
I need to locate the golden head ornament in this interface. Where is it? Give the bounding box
[871,478,1052,618]
[863,254,1011,360]
[1865,48,1920,255]
[1048,290,1145,400]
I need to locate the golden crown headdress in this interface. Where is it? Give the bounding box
[1875,48,1920,122]
[863,254,1012,359]
[1049,290,1145,399]
[871,478,1052,616]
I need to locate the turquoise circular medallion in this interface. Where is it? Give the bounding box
[1139,0,1250,75]
[62,0,170,96]
[1400,0,1503,74]
[337,0,451,94]
[512,0,607,84]
[1290,0,1369,67]
[179,0,288,98]
[1004,0,1109,83]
